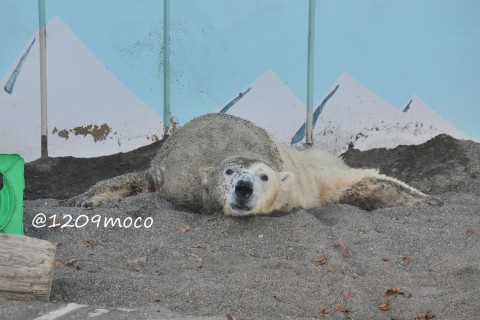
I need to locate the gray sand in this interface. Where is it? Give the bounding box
[3,134,479,319]
[7,191,479,319]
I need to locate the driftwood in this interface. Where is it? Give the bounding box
[0,234,56,302]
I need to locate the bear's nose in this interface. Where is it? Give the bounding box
[235,180,253,200]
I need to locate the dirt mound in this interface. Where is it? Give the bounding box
[15,134,480,320]
[25,134,479,201]
[342,134,480,195]
[24,140,163,200]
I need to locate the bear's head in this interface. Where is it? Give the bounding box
[211,156,295,217]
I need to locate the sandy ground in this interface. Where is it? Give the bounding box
[2,134,479,319]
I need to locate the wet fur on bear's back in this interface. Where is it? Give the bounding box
[149,114,283,211]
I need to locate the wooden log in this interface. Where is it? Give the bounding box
[0,234,56,302]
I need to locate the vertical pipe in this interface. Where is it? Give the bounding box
[306,0,316,145]
[163,0,171,135]
[38,0,48,157]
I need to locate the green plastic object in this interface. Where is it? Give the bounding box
[0,154,25,235]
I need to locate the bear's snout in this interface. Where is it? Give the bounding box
[235,180,253,200]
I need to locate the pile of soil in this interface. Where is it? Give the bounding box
[25,134,479,201]
[342,134,480,195]
[24,140,163,200]
[10,134,480,320]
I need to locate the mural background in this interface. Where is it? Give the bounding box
[1,0,479,161]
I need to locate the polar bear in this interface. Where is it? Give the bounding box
[65,113,441,216]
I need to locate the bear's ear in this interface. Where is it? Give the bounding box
[279,171,295,189]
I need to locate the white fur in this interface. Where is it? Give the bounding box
[223,145,425,216]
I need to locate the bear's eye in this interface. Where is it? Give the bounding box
[225,169,233,175]
[260,174,268,181]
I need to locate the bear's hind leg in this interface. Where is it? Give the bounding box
[338,176,443,211]
[62,171,155,208]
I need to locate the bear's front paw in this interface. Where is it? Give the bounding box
[60,194,105,208]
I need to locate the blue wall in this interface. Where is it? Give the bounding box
[1,0,479,139]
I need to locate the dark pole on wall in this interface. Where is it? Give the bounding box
[306,0,316,146]
[38,0,48,158]
[163,0,171,136]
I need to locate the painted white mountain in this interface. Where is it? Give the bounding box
[215,70,306,145]
[402,95,470,140]
[0,17,163,162]
[294,73,471,155]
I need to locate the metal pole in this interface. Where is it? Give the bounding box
[306,0,316,145]
[163,0,171,135]
[38,0,48,157]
